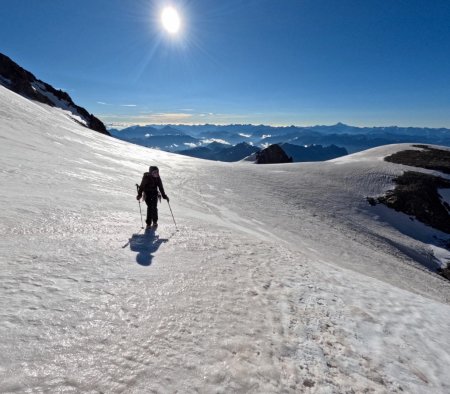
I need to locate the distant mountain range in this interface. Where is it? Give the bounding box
[3,52,449,158]
[110,121,450,162]
[0,53,109,135]
[110,123,450,155]
[177,142,260,162]
[280,143,348,162]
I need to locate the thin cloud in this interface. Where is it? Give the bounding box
[98,111,275,126]
[201,138,231,145]
[98,112,193,125]
[183,142,200,148]
[97,102,137,107]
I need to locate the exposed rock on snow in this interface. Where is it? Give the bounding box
[375,171,450,234]
[255,143,293,164]
[385,144,450,174]
[368,145,450,235]
[0,52,109,135]
[438,264,450,280]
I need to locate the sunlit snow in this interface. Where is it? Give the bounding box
[1,85,449,393]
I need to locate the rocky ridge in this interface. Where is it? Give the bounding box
[0,53,109,135]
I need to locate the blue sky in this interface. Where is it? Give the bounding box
[1,0,450,127]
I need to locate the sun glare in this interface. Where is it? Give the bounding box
[161,6,181,34]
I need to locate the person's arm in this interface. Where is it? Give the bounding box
[158,178,169,201]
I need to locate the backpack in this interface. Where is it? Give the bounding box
[142,166,162,197]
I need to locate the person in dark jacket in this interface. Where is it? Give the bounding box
[136,166,169,228]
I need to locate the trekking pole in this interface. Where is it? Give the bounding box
[167,200,178,231]
[135,184,144,229]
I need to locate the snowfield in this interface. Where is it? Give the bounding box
[1,84,450,393]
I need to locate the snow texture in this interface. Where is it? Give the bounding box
[31,81,88,126]
[1,84,450,393]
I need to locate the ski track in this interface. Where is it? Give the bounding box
[1,86,450,393]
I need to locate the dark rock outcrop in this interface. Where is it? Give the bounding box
[367,145,450,281]
[438,264,450,280]
[373,171,450,234]
[0,53,109,135]
[385,145,450,174]
[368,146,450,234]
[255,144,293,164]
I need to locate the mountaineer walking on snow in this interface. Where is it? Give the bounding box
[136,166,169,229]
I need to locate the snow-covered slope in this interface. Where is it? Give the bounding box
[1,84,449,393]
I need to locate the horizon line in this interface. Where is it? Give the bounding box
[105,121,450,130]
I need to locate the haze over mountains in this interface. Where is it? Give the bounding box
[110,122,450,162]
[2,51,450,164]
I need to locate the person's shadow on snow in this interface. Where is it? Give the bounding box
[127,230,169,266]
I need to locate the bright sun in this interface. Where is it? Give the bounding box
[161,6,181,34]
